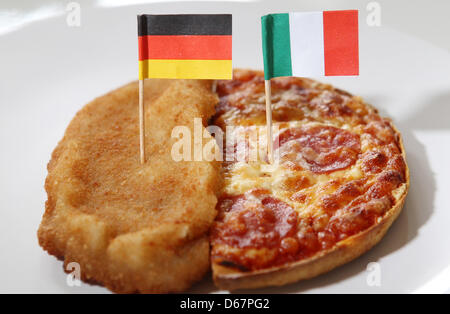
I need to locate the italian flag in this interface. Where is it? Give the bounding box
[261,10,359,79]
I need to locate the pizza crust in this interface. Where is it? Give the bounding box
[212,122,409,290]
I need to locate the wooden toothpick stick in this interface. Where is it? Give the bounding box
[265,79,273,164]
[139,79,145,164]
[211,80,217,93]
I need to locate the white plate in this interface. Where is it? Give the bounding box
[1,0,449,294]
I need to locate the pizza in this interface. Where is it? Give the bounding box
[210,69,409,290]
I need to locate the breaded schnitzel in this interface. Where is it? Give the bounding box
[38,79,221,293]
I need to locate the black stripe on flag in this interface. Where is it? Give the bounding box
[137,14,232,36]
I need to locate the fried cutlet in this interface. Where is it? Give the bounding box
[38,79,221,293]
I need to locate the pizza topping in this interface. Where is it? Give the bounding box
[281,175,312,192]
[290,191,308,203]
[367,171,404,199]
[328,196,392,236]
[224,137,251,163]
[363,119,397,144]
[212,191,298,249]
[275,125,361,174]
[387,154,406,173]
[280,237,300,255]
[320,179,366,215]
[361,150,388,174]
[310,90,354,118]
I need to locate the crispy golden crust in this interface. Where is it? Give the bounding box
[38,79,221,293]
[211,69,409,290]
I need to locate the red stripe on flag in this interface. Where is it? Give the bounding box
[138,35,232,60]
[323,10,359,76]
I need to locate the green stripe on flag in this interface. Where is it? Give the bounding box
[261,13,292,80]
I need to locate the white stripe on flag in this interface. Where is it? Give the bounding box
[289,12,325,77]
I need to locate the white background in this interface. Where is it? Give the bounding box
[0,0,449,293]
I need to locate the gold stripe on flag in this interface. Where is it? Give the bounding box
[139,59,232,80]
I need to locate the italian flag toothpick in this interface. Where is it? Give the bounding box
[261,10,359,79]
[261,10,359,164]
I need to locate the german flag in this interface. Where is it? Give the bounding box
[138,14,232,80]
